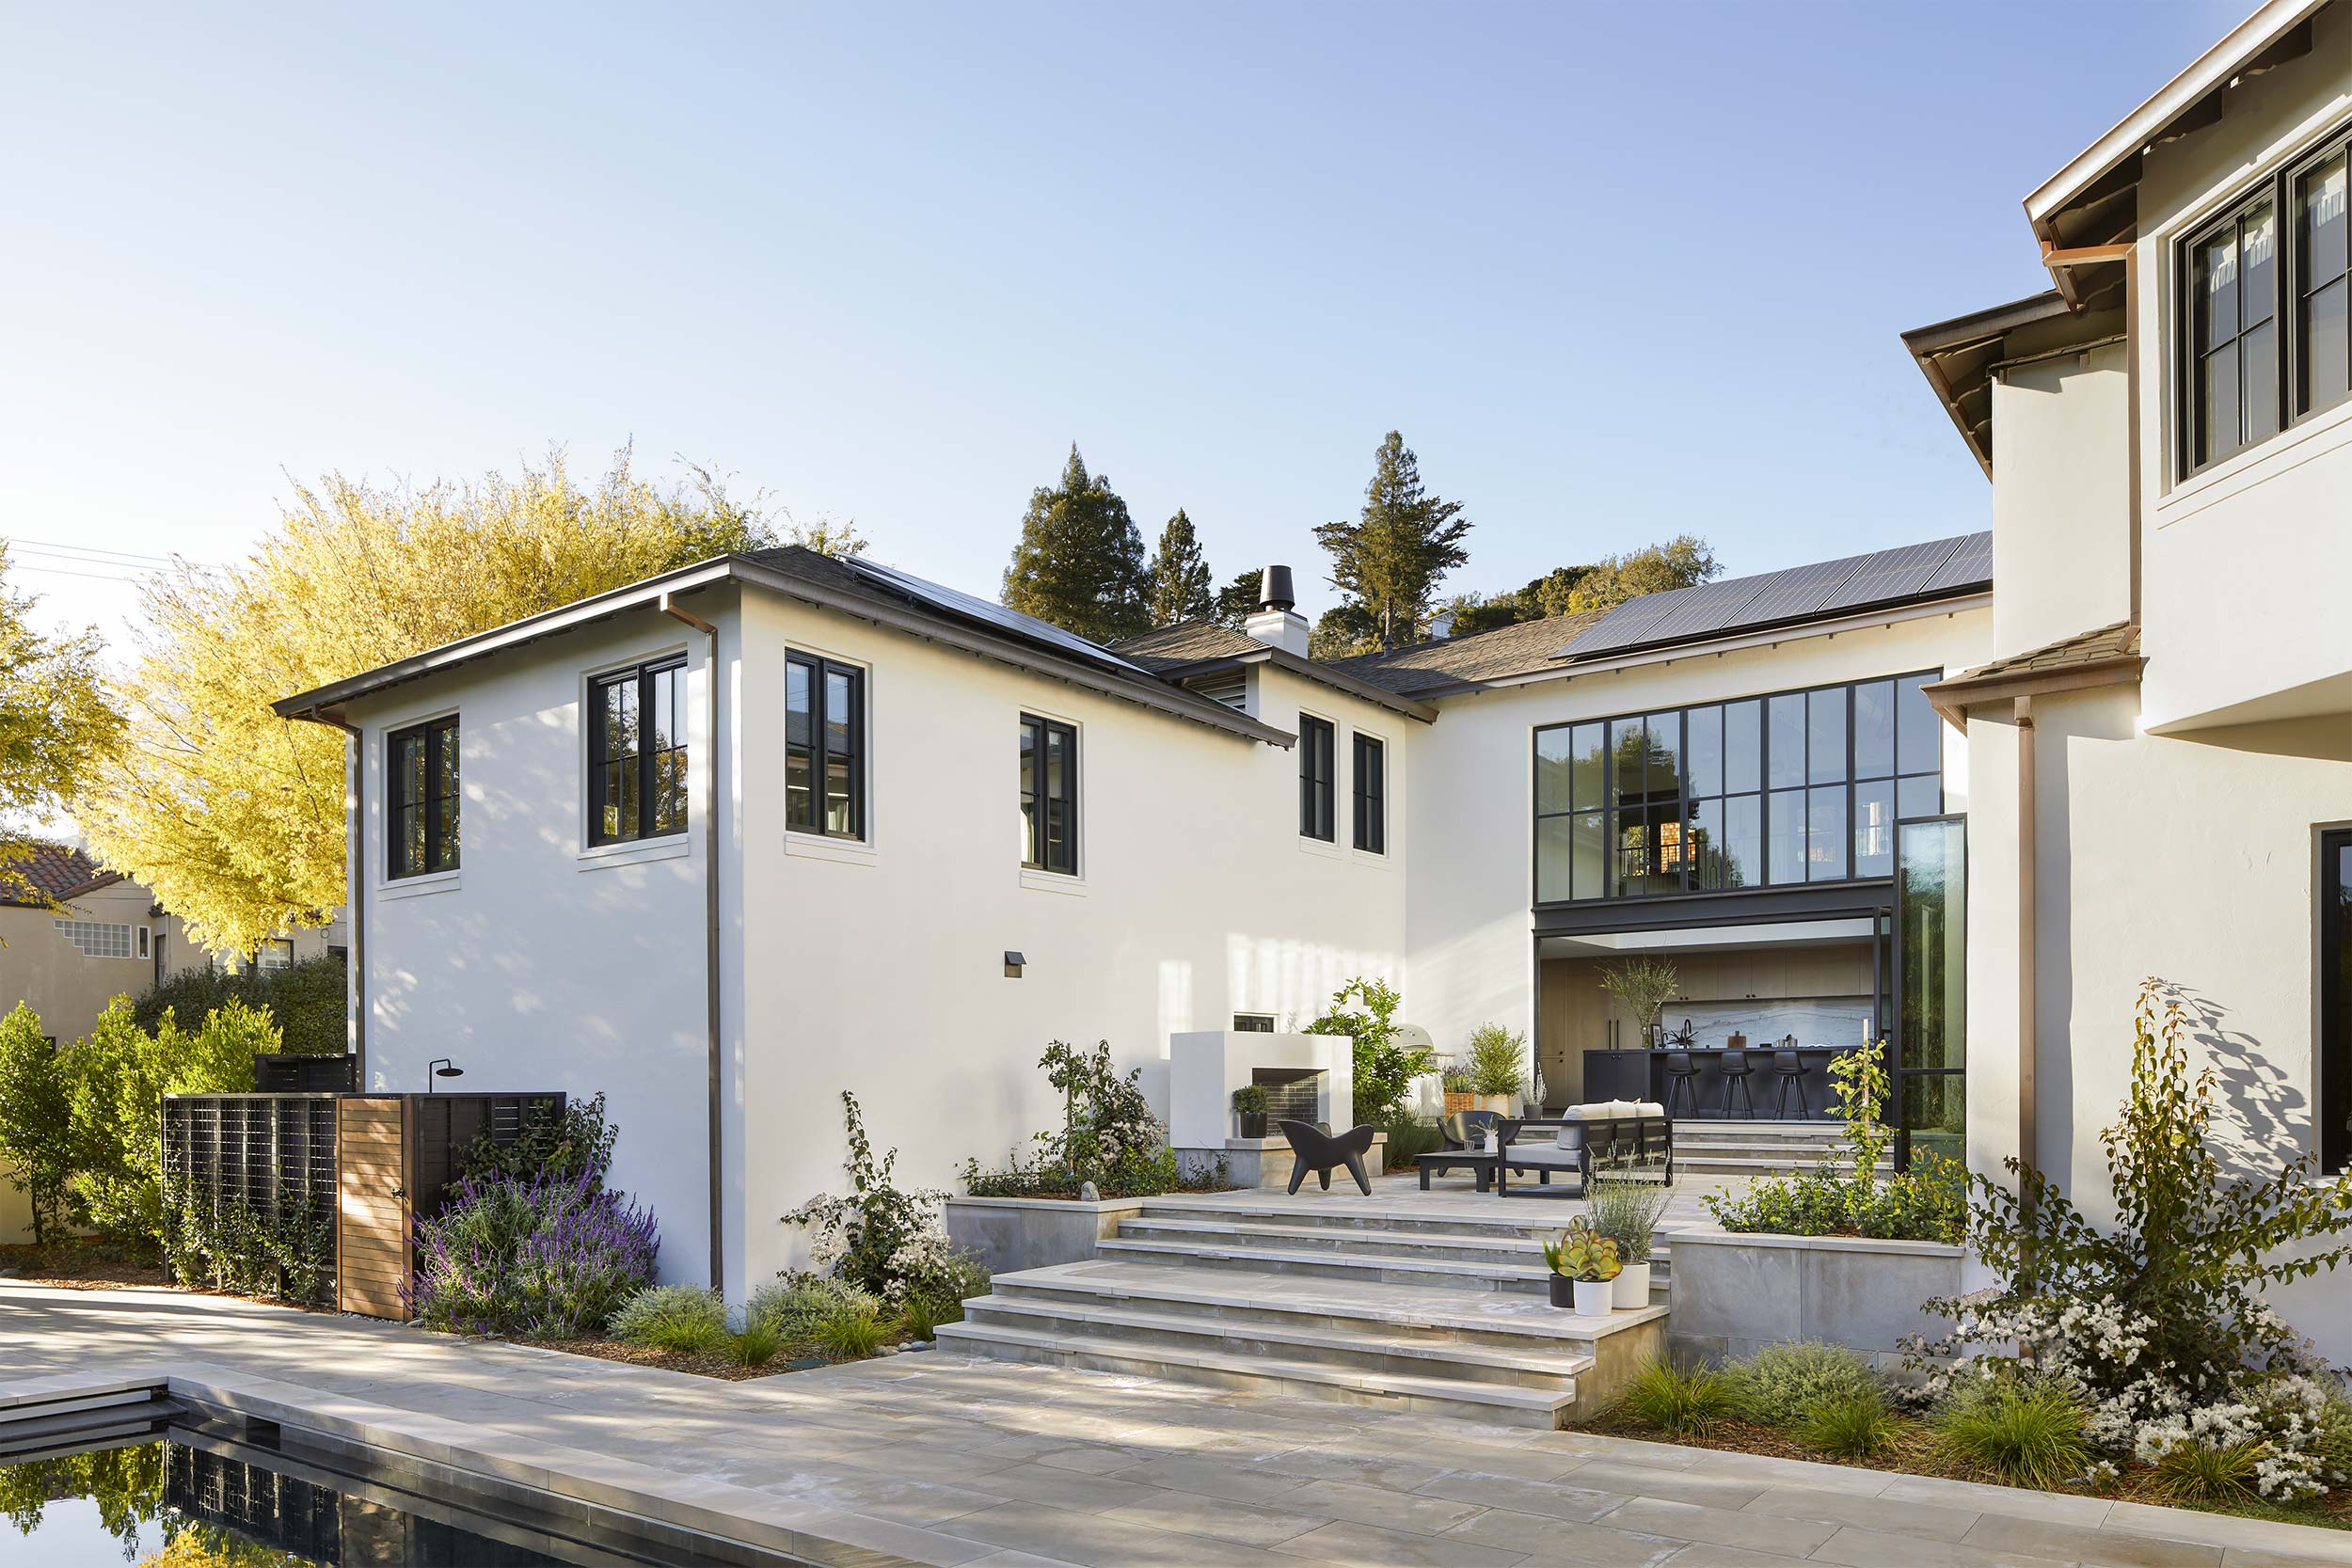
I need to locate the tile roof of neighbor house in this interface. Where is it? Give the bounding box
[0,843,118,909]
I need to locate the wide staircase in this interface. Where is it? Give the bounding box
[1671,1117,1881,1179]
[934,1194,1670,1429]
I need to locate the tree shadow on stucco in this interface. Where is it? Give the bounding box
[2149,978,2312,1181]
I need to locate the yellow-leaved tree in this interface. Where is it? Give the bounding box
[75,448,772,955]
[0,544,122,903]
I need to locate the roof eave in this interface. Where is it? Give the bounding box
[1921,654,2147,727]
[1160,647,1439,723]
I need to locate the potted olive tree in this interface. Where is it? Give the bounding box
[1541,1220,1620,1315]
[1231,1083,1270,1139]
[1599,957,1679,1049]
[1464,1023,1527,1115]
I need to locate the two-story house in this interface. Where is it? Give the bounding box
[1909,0,2352,1351]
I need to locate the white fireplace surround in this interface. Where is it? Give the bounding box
[1167,1030,1355,1150]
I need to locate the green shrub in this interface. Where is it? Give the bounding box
[1798,1389,1899,1459]
[1614,1357,1740,1440]
[1933,1381,2091,1489]
[1464,1023,1526,1098]
[748,1275,881,1339]
[135,952,348,1057]
[1726,1341,1881,1426]
[782,1092,952,1296]
[458,1092,619,1191]
[1587,1168,1670,1266]
[75,998,271,1248]
[0,1004,75,1245]
[1375,1113,1442,1169]
[1705,1165,1848,1236]
[730,1322,784,1369]
[813,1299,887,1359]
[2149,1440,2263,1507]
[1304,978,1427,1123]
[1851,1155,1965,1243]
[611,1284,729,1353]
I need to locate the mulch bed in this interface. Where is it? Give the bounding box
[1583,1412,2352,1531]
[2,1241,176,1291]
[518,1336,930,1382]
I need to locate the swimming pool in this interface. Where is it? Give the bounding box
[2,1404,805,1567]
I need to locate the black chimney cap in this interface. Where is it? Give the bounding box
[1258,565,1295,612]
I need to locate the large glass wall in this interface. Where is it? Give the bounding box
[1534,672,1942,905]
[1897,816,1966,1169]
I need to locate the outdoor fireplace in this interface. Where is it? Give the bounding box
[1252,1067,1327,1126]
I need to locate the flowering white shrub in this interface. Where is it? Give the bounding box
[782,1090,978,1304]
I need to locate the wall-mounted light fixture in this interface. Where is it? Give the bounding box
[426,1057,465,1093]
[1004,951,1026,979]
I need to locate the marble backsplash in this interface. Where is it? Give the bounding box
[1657,996,1877,1051]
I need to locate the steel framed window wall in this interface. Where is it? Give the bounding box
[2324,829,2352,1176]
[2179,124,2351,478]
[589,657,690,846]
[387,715,459,879]
[1533,672,1942,906]
[1352,734,1385,854]
[787,653,864,840]
[1299,717,1336,842]
[1019,713,1078,875]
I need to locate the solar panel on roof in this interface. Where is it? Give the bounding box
[1551,581,1710,657]
[1814,537,1963,614]
[1921,531,1994,594]
[847,558,1157,677]
[1613,574,1772,646]
[1739,554,1879,626]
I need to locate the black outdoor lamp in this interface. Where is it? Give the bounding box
[426,1057,465,1092]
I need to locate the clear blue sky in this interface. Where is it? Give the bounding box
[1,1,2246,645]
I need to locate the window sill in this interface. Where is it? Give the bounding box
[786,832,876,866]
[1298,836,1344,861]
[377,870,461,901]
[2158,397,2352,527]
[576,834,691,871]
[1350,847,1393,869]
[1020,868,1089,896]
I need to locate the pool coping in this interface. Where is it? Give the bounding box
[0,1363,984,1567]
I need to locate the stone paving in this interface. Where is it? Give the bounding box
[6,1281,2350,1567]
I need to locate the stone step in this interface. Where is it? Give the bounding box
[930,1320,1582,1429]
[1135,1197,1562,1241]
[1118,1215,1555,1265]
[1675,1155,1890,1177]
[959,1294,1596,1389]
[1670,1118,1859,1137]
[1096,1234,1561,1292]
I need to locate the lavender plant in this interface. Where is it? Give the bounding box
[408,1167,658,1338]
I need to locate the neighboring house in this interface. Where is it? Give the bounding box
[1906,0,2352,1352]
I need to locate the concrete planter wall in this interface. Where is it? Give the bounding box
[945,1196,1148,1275]
[1666,1225,1963,1371]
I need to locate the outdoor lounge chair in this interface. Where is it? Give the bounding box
[1490,1101,1675,1196]
[1439,1109,1501,1150]
[1277,1118,1376,1196]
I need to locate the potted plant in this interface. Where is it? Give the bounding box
[1231,1083,1270,1140]
[1440,1065,1477,1116]
[1540,1220,1620,1314]
[1465,1022,1527,1115]
[1587,1167,1670,1308]
[1598,957,1680,1049]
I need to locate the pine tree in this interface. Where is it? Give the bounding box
[1145,510,1215,626]
[1000,446,1152,643]
[1313,432,1472,650]
[1214,570,1264,628]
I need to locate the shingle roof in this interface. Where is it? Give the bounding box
[1327,612,1609,695]
[1937,622,2140,685]
[1109,620,1264,673]
[0,843,117,909]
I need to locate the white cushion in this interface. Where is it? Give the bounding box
[1632,1101,1666,1117]
[1512,1144,1580,1166]
[1551,1125,1584,1151]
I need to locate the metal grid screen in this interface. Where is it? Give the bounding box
[162,1093,340,1230]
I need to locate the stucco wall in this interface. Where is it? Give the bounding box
[2135,7,2352,729]
[0,880,173,1042]
[1988,341,2132,662]
[1404,608,1990,1079]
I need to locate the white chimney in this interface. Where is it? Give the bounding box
[1243,564,1311,657]
[1428,609,1456,640]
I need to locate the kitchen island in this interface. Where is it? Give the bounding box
[1581,1044,1861,1119]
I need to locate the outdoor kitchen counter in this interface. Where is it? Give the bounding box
[1581,1044,1858,1119]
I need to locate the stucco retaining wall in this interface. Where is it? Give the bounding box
[1666,1225,1963,1371]
[945,1196,1148,1275]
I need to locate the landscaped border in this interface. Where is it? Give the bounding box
[1666,1223,1963,1370]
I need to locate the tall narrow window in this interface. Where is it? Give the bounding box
[589,657,689,846]
[2187,196,2280,471]
[786,653,864,840]
[2297,145,2349,419]
[388,715,459,878]
[2322,830,2352,1175]
[1019,714,1078,874]
[1352,733,1386,854]
[1299,716,1335,841]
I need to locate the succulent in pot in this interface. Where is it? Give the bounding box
[1231,1083,1270,1139]
[1540,1220,1620,1314]
[1587,1167,1669,1307]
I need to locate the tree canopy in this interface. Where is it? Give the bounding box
[1000,446,1152,643]
[1144,511,1215,627]
[0,545,121,905]
[1437,542,1719,638]
[1312,432,1471,653]
[73,449,771,955]
[1214,569,1264,628]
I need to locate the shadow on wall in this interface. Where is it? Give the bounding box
[2160,980,2313,1178]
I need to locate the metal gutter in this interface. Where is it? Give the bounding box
[659,592,725,1295]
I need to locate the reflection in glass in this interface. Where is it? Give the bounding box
[1899,772,1941,823]
[1646,712,1682,801]
[1899,817,1967,1072]
[1536,726,1575,815]
[1768,694,1805,788]
[1613,718,1648,805]
[1572,811,1605,900]
[1724,795,1760,891]
[1807,689,1845,785]
[1854,780,1894,878]
[1806,787,1848,880]
[1769,790,1805,883]
[1571,723,1606,810]
[1724,701,1761,794]
[1853,680,1893,779]
[1536,815,1573,903]
[1897,675,1937,774]
[1687,705,1723,797]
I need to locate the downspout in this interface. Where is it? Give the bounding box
[290,711,366,1085]
[2015,694,2039,1267]
[661,594,725,1293]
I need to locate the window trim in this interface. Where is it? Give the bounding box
[1299,714,1337,843]
[1019,712,1080,876]
[787,651,867,843]
[2323,827,2352,1176]
[1351,731,1387,855]
[587,656,691,847]
[2175,120,2352,480]
[386,713,461,880]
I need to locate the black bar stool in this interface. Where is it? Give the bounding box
[1717,1048,1756,1119]
[1663,1050,1700,1118]
[1772,1049,1811,1118]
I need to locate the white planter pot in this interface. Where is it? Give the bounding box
[1572,1279,1613,1316]
[1612,1260,1650,1309]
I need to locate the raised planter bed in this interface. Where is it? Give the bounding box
[1665,1223,1963,1370]
[944,1195,1152,1274]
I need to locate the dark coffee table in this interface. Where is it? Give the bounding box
[1417,1150,1498,1191]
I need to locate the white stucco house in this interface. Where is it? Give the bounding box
[276,0,2350,1354]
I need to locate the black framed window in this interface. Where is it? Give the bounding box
[1300,716,1335,841]
[388,715,459,879]
[2323,830,2352,1175]
[589,657,688,846]
[787,653,864,840]
[2180,127,2352,476]
[1352,733,1386,854]
[1019,714,1078,874]
[1534,671,1941,905]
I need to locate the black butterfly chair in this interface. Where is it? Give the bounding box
[1277,1119,1377,1196]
